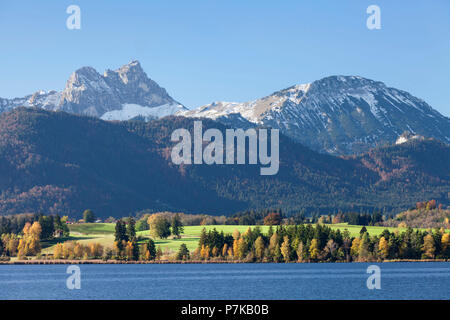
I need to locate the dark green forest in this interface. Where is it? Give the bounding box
[0,108,448,218]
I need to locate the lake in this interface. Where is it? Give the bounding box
[0,262,449,300]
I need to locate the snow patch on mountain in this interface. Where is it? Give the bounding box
[101,103,186,121]
[395,131,425,145]
[178,101,261,123]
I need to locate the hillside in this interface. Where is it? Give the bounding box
[383,208,450,229]
[0,108,448,218]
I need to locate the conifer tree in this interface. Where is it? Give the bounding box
[147,239,156,260]
[171,214,184,239]
[273,243,282,262]
[132,239,139,261]
[176,243,190,260]
[126,218,136,241]
[115,220,128,243]
[441,233,450,258]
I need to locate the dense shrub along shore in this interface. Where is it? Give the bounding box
[0,259,448,265]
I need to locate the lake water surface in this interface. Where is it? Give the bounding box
[0,262,449,300]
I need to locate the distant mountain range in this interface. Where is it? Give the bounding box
[0,61,186,121]
[0,108,448,218]
[180,76,450,155]
[1,61,448,155]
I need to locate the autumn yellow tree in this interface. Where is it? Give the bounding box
[140,243,149,260]
[378,236,389,260]
[74,242,84,259]
[309,238,320,260]
[227,247,233,258]
[233,239,239,259]
[350,238,361,258]
[200,245,210,260]
[211,246,219,257]
[281,236,291,262]
[1,234,18,257]
[296,241,305,262]
[63,241,75,259]
[242,227,252,238]
[17,221,42,258]
[88,243,96,258]
[204,245,210,259]
[441,233,450,258]
[254,236,265,261]
[89,243,104,259]
[222,243,228,258]
[53,243,64,259]
[237,237,246,260]
[125,241,134,260]
[422,234,436,259]
[28,221,42,254]
[17,239,27,259]
[318,216,327,224]
[268,232,278,257]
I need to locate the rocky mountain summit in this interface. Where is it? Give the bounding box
[0,61,186,120]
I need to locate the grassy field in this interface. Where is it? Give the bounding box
[329,223,403,237]
[137,225,271,252]
[69,223,116,234]
[40,222,446,255]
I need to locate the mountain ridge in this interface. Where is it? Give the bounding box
[1,66,449,156]
[179,75,450,155]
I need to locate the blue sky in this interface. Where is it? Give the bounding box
[0,0,449,115]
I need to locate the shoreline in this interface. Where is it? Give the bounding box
[0,259,447,265]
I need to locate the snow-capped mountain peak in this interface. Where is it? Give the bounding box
[179,75,450,155]
[0,60,187,120]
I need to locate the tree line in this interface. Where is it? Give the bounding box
[0,213,70,259]
[50,223,449,262]
[189,224,450,262]
[2,211,448,263]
